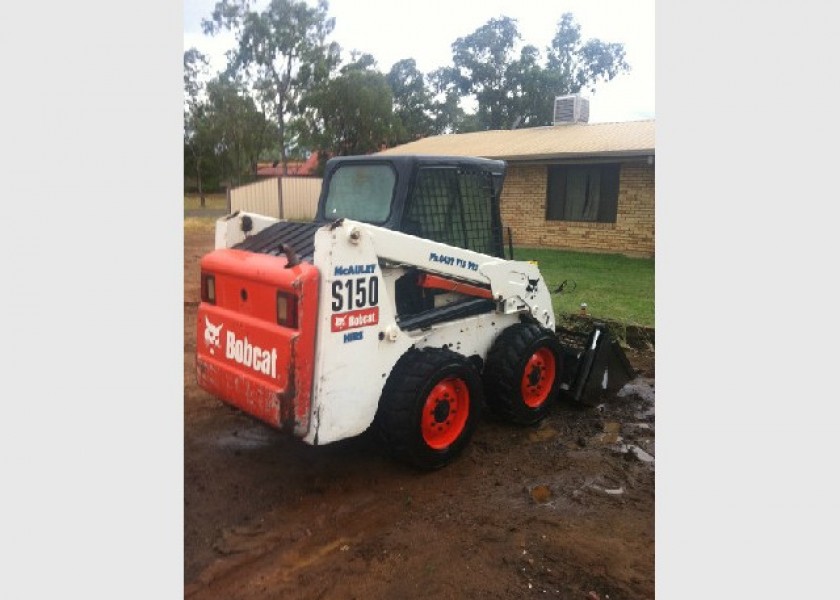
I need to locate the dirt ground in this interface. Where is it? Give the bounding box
[184,226,655,599]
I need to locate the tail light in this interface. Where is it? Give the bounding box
[277,291,298,328]
[201,273,216,304]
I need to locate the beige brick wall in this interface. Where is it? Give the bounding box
[499,161,655,257]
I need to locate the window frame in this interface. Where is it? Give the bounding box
[545,163,620,224]
[322,162,398,225]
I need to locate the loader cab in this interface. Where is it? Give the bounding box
[315,155,507,258]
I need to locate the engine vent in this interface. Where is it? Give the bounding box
[553,94,590,125]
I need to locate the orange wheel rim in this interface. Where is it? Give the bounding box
[521,348,556,408]
[421,376,470,450]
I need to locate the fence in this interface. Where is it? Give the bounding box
[230,177,322,221]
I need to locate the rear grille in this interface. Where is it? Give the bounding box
[234,221,321,262]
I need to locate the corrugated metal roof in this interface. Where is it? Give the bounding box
[377,119,655,161]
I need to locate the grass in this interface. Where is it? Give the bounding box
[184,216,218,231]
[184,193,228,211]
[512,246,654,328]
[184,194,229,231]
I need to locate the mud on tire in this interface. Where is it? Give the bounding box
[375,347,483,470]
[484,321,563,425]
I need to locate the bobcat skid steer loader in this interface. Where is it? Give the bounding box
[196,155,632,469]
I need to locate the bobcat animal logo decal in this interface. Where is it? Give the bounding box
[204,317,223,355]
[526,277,540,299]
[202,316,279,378]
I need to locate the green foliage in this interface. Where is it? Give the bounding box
[184,48,217,200]
[426,66,482,134]
[203,0,340,169]
[386,59,437,143]
[445,13,630,130]
[300,58,398,157]
[184,47,276,194]
[205,75,275,186]
[529,13,629,124]
[449,16,522,130]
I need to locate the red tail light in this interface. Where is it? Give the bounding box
[201,273,216,304]
[277,291,298,328]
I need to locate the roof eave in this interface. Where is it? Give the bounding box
[487,149,655,162]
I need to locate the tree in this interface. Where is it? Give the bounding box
[300,54,398,160]
[203,0,339,174]
[184,48,214,206]
[204,75,275,187]
[386,59,436,143]
[446,14,630,130]
[449,16,523,130]
[427,66,481,134]
[535,13,630,124]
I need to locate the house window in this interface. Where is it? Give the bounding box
[546,164,620,223]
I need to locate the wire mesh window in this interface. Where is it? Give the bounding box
[404,166,502,256]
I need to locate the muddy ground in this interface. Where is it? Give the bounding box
[184,226,655,599]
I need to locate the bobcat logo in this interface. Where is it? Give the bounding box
[204,317,223,355]
[526,277,540,299]
[333,315,347,328]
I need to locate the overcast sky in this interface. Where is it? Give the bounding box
[184,0,654,124]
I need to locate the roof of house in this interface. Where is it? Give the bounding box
[256,152,320,177]
[377,119,655,162]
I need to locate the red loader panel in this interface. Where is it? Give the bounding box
[195,249,319,436]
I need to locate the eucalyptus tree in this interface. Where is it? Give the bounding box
[449,16,523,130]
[426,66,481,134]
[299,54,398,161]
[386,58,436,143]
[534,12,630,123]
[202,0,340,174]
[184,48,214,205]
[204,75,275,186]
[446,13,630,130]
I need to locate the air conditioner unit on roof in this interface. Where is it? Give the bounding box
[553,94,589,125]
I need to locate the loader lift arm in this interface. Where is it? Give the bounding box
[330,220,556,330]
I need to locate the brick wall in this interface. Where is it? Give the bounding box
[499,161,655,257]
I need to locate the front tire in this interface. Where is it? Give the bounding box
[375,347,483,470]
[484,322,563,425]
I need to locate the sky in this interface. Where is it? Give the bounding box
[183,0,654,123]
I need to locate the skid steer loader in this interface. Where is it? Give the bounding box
[195,155,633,469]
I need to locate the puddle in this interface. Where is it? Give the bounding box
[618,378,655,404]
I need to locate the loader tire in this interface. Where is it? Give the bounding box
[484,322,563,425]
[375,347,483,470]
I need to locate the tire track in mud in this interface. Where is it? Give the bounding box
[185,491,400,599]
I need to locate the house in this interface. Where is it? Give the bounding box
[377,97,654,258]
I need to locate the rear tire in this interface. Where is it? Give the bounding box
[375,347,483,470]
[484,322,563,425]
